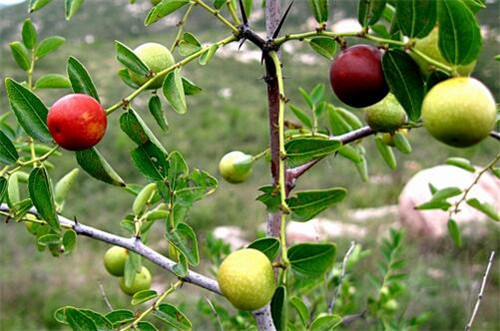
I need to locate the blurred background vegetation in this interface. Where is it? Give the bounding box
[0,0,499,330]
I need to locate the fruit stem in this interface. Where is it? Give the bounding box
[226,0,242,26]
[193,0,240,34]
[252,148,269,162]
[17,145,59,167]
[105,34,237,116]
[170,3,195,52]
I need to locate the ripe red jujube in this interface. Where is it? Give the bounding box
[47,94,107,151]
[330,44,389,108]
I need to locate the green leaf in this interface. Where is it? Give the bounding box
[337,145,362,164]
[395,0,436,38]
[153,303,191,331]
[355,155,369,182]
[37,233,61,245]
[446,157,475,172]
[213,0,225,9]
[247,237,281,260]
[285,138,341,168]
[0,177,7,205]
[54,168,79,207]
[175,169,217,206]
[65,0,85,20]
[7,172,21,208]
[137,321,158,331]
[467,198,499,221]
[36,36,65,59]
[462,0,486,13]
[124,252,142,287]
[144,0,190,26]
[431,187,462,202]
[78,309,113,331]
[119,108,166,153]
[163,69,187,114]
[382,50,424,122]
[307,0,330,23]
[76,148,126,187]
[62,229,77,253]
[335,107,363,130]
[0,131,19,165]
[172,254,189,278]
[437,0,482,65]
[22,19,37,49]
[131,290,158,305]
[358,0,387,27]
[148,95,169,132]
[393,131,412,154]
[29,0,53,12]
[290,105,312,129]
[290,297,309,327]
[375,135,396,170]
[115,40,150,76]
[35,74,71,89]
[182,77,202,96]
[167,150,189,190]
[54,307,67,324]
[67,56,100,102]
[256,185,281,212]
[199,44,219,66]
[310,314,342,330]
[288,243,336,278]
[131,142,169,181]
[287,188,347,222]
[178,32,202,57]
[28,167,59,232]
[9,42,31,71]
[271,286,287,331]
[117,68,140,89]
[165,222,200,266]
[5,78,51,143]
[105,310,134,328]
[309,37,337,60]
[447,218,462,247]
[65,307,98,331]
[416,200,451,211]
[328,105,353,135]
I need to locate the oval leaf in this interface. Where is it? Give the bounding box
[29,0,53,12]
[22,19,37,49]
[309,37,337,60]
[307,0,330,23]
[248,237,281,261]
[36,36,65,59]
[467,198,499,222]
[165,222,199,266]
[287,188,347,222]
[288,243,336,278]
[28,167,59,231]
[35,74,71,89]
[199,44,219,66]
[67,56,100,102]
[144,0,190,26]
[65,307,98,331]
[374,136,396,170]
[149,95,169,131]
[115,40,150,76]
[271,286,287,331]
[396,0,436,38]
[65,0,85,20]
[62,229,77,253]
[131,290,158,305]
[285,138,341,168]
[153,303,191,331]
[76,147,126,187]
[163,69,187,114]
[105,310,134,328]
[446,157,475,172]
[358,0,387,27]
[130,142,169,181]
[0,131,19,165]
[290,297,309,327]
[9,42,31,71]
[447,218,462,247]
[120,108,166,153]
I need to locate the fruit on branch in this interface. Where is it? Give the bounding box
[119,266,152,295]
[218,151,253,184]
[47,94,107,151]
[411,28,476,77]
[363,93,407,132]
[129,43,175,89]
[103,246,128,277]
[330,44,389,108]
[422,77,496,148]
[217,248,275,311]
[381,128,409,147]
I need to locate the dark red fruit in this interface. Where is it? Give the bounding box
[47,94,107,151]
[330,44,389,108]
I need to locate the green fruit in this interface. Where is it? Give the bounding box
[119,266,152,295]
[383,299,399,312]
[364,94,407,132]
[412,28,476,77]
[218,151,253,184]
[218,248,275,311]
[129,43,175,89]
[422,77,496,148]
[103,246,128,277]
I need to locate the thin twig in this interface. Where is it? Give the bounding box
[465,251,496,331]
[98,280,113,311]
[204,296,224,331]
[329,241,356,313]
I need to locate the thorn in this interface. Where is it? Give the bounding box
[238,0,248,25]
[238,38,247,50]
[73,216,79,225]
[272,1,294,39]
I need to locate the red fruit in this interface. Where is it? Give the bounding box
[330,44,389,108]
[47,94,107,151]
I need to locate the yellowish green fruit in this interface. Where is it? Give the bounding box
[422,77,496,148]
[364,94,407,132]
[381,128,408,147]
[103,246,128,277]
[119,266,152,295]
[412,28,476,77]
[129,43,175,89]
[218,248,275,311]
[218,151,253,184]
[383,299,399,312]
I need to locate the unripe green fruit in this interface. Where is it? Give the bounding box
[364,94,407,132]
[103,246,128,277]
[383,299,399,312]
[411,28,476,77]
[218,249,275,311]
[129,43,175,89]
[119,266,152,295]
[218,151,253,184]
[422,77,496,147]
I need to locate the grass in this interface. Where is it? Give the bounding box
[0,0,499,330]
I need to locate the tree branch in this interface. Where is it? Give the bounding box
[253,304,276,331]
[490,131,500,141]
[0,204,222,295]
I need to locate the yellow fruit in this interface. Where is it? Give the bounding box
[218,249,275,311]
[129,43,175,89]
[103,246,128,277]
[119,266,152,295]
[364,93,407,132]
[422,77,496,148]
[412,28,476,77]
[218,151,253,184]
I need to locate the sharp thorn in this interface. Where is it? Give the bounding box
[238,38,247,50]
[238,0,248,25]
[272,1,294,39]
